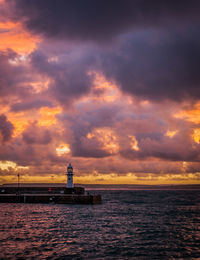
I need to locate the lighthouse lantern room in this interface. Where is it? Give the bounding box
[66,163,74,188]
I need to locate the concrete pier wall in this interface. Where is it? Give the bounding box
[0,193,102,204]
[0,186,84,195]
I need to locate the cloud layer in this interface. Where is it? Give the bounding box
[0,0,199,184]
[11,0,200,41]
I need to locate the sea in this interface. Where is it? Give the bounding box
[0,189,200,259]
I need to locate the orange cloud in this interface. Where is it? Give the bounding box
[38,106,62,126]
[6,105,62,137]
[128,135,139,151]
[78,71,133,104]
[193,128,200,144]
[165,130,178,138]
[175,102,200,124]
[1,156,200,185]
[0,21,40,54]
[7,112,29,137]
[56,143,71,156]
[87,127,119,154]
[0,160,29,170]
[30,78,51,93]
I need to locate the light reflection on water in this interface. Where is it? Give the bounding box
[0,190,200,259]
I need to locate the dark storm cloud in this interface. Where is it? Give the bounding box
[11,0,200,41]
[60,100,200,162]
[187,162,200,174]
[11,99,53,112]
[30,50,94,105]
[120,128,200,162]
[9,0,200,103]
[22,123,52,145]
[60,104,122,158]
[0,139,46,166]
[0,123,64,166]
[0,50,29,98]
[0,0,12,22]
[30,29,200,103]
[99,29,200,101]
[0,114,14,142]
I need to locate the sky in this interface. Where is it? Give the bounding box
[0,0,200,185]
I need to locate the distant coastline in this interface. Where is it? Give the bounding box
[83,184,200,191]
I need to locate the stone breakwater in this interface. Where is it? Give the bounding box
[0,193,102,204]
[0,184,102,204]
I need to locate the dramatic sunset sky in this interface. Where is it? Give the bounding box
[0,0,200,185]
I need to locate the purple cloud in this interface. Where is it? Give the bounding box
[0,114,14,142]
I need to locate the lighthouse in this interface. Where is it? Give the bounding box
[66,163,74,188]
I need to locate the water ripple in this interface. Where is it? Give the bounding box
[0,190,199,259]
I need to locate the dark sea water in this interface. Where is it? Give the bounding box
[0,190,200,259]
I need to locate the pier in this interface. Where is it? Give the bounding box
[0,193,101,204]
[0,163,102,204]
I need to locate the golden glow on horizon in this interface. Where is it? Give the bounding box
[165,130,178,138]
[87,127,119,154]
[56,143,71,156]
[128,135,139,151]
[38,106,62,126]
[0,174,66,185]
[0,170,199,185]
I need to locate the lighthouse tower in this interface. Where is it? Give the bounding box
[66,163,74,188]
